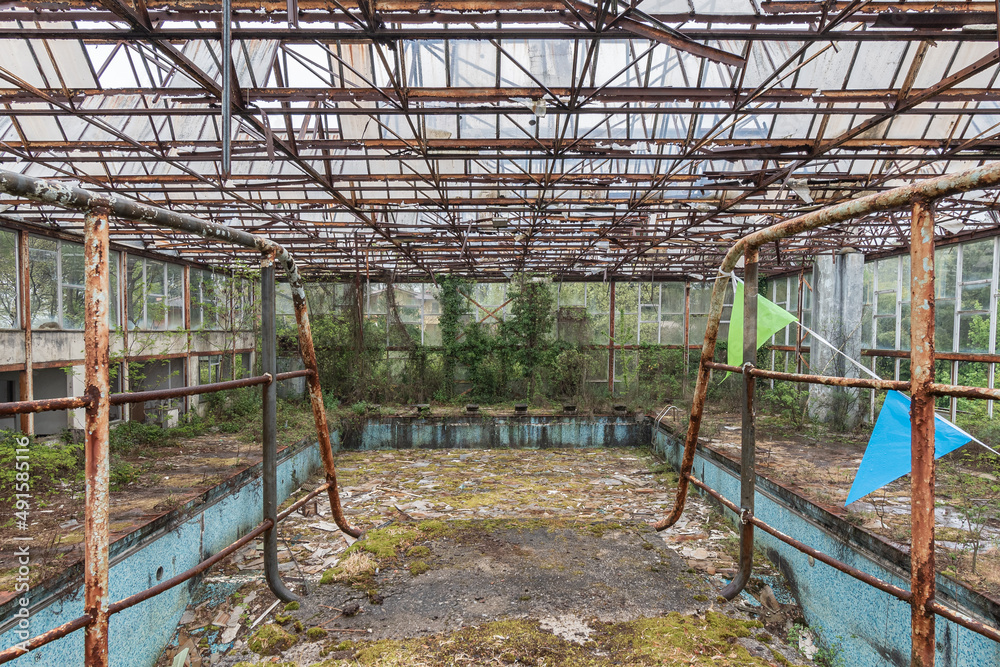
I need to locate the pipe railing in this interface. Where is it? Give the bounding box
[0,170,360,667]
[654,160,1000,667]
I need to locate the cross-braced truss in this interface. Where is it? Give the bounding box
[1,0,1000,280]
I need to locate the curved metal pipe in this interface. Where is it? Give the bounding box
[0,168,361,538]
[261,254,298,602]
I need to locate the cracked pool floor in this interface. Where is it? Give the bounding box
[156,447,818,667]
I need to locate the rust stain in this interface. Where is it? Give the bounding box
[83,206,111,667]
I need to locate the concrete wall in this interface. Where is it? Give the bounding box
[652,423,1000,667]
[0,434,325,667]
[335,415,651,451]
[0,332,24,366]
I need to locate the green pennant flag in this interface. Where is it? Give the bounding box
[727,281,798,369]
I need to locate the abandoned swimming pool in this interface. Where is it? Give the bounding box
[1,414,998,666]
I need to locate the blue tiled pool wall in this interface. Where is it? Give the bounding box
[651,423,1000,667]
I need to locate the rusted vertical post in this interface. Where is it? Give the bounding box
[910,198,937,667]
[18,229,32,435]
[229,274,237,380]
[608,281,616,394]
[261,251,297,601]
[721,247,757,600]
[796,269,805,375]
[120,252,130,421]
[288,277,362,537]
[683,281,690,395]
[183,265,192,415]
[83,206,111,667]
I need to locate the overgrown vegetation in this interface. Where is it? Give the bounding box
[0,430,82,501]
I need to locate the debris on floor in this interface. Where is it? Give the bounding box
[156,447,823,666]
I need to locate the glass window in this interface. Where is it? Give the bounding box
[0,230,17,328]
[936,299,955,352]
[127,256,144,329]
[146,260,167,329]
[60,242,85,330]
[660,282,684,314]
[199,355,222,384]
[959,313,990,353]
[640,282,658,307]
[167,263,184,329]
[876,257,898,291]
[960,284,990,312]
[935,246,957,298]
[29,237,58,328]
[586,283,610,314]
[127,256,185,330]
[961,239,994,283]
[688,282,712,314]
[109,250,120,330]
[557,282,585,307]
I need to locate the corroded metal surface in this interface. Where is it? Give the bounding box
[0,614,91,663]
[108,374,272,405]
[720,248,757,601]
[0,171,359,661]
[0,395,92,416]
[703,360,910,391]
[107,520,274,616]
[287,270,362,538]
[82,206,111,667]
[658,162,1000,666]
[909,198,936,667]
[659,161,1000,532]
[260,250,298,602]
[684,473,914,603]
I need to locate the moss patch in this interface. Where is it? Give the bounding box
[247,623,297,655]
[409,560,430,575]
[348,526,419,559]
[309,613,772,666]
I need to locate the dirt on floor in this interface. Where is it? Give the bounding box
[0,430,265,601]
[697,404,1000,598]
[0,401,613,599]
[156,447,825,667]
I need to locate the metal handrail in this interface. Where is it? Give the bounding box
[655,160,1000,666]
[0,170,361,667]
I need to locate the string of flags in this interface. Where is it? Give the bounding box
[719,271,996,507]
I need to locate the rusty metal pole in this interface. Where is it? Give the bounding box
[287,277,362,537]
[721,248,757,600]
[82,206,111,667]
[683,281,690,396]
[608,281,616,394]
[261,251,297,601]
[910,198,937,667]
[18,229,32,435]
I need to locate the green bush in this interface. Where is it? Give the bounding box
[110,458,143,491]
[0,430,83,498]
[205,386,259,422]
[109,420,165,455]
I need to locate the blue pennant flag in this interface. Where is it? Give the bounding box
[845,390,974,505]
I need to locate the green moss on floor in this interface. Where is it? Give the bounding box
[247,623,297,655]
[347,526,420,559]
[307,613,773,666]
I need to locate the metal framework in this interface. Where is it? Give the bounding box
[0,1,999,280]
[0,169,358,667]
[658,160,1000,667]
